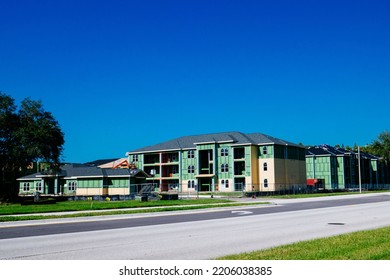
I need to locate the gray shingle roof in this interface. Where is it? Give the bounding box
[63,165,103,177]
[306,144,344,156]
[18,164,149,180]
[128,131,301,154]
[306,144,380,160]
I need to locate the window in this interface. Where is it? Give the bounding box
[263,162,268,171]
[188,150,195,158]
[221,179,229,188]
[68,182,77,191]
[262,146,268,155]
[221,148,229,157]
[35,182,42,192]
[132,155,139,162]
[188,180,195,189]
[188,165,195,173]
[264,179,268,188]
[221,164,229,173]
[23,182,30,192]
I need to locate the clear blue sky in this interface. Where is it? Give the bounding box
[1,0,389,163]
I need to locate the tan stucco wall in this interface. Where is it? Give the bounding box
[181,179,198,193]
[248,146,259,191]
[108,188,130,195]
[76,188,103,196]
[76,187,130,196]
[257,158,306,192]
[258,158,276,191]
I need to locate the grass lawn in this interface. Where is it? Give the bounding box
[0,198,235,215]
[0,198,269,222]
[219,226,390,260]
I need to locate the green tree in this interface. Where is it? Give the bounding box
[17,98,65,166]
[368,131,390,161]
[0,92,65,199]
[0,93,19,170]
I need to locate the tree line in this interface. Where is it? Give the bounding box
[327,132,389,161]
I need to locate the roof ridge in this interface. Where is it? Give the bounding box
[236,131,254,143]
[128,131,302,153]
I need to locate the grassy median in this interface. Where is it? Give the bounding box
[0,199,268,222]
[0,198,234,215]
[219,226,390,260]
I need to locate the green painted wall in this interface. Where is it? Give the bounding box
[244,146,252,177]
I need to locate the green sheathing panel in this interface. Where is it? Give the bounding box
[218,144,232,179]
[19,180,40,195]
[336,157,346,189]
[371,160,378,172]
[105,178,129,188]
[64,179,77,195]
[129,154,144,169]
[307,156,332,189]
[259,145,274,159]
[244,146,251,177]
[306,157,314,178]
[197,144,215,151]
[370,160,378,186]
[181,149,197,180]
[77,178,103,188]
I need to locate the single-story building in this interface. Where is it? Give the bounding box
[18,163,152,198]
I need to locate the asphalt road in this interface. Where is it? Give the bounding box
[1,193,390,259]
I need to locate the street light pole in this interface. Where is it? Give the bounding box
[358,146,362,193]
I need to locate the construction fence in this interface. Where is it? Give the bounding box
[62,182,390,201]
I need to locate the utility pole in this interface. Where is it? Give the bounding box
[358,146,362,193]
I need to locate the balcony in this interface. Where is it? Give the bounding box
[234,161,246,176]
[234,147,245,160]
[161,152,179,164]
